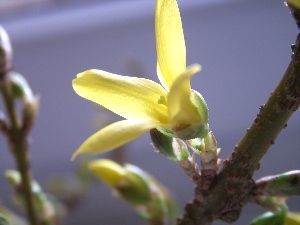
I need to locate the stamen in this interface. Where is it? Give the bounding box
[157,95,167,106]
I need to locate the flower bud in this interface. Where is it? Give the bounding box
[124,164,178,223]
[191,90,209,125]
[0,26,13,79]
[9,72,39,133]
[88,159,126,187]
[119,164,152,205]
[88,159,178,223]
[88,159,152,205]
[5,170,56,223]
[5,170,21,188]
[10,72,35,103]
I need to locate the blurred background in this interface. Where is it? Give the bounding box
[0,0,299,224]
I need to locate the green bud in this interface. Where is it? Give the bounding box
[0,214,10,225]
[125,164,178,223]
[150,129,189,161]
[0,26,12,78]
[5,170,21,187]
[10,72,35,103]
[191,90,209,125]
[256,170,300,196]
[250,204,288,225]
[89,159,177,223]
[8,72,39,131]
[118,164,152,205]
[150,128,176,160]
[88,159,152,205]
[5,170,56,223]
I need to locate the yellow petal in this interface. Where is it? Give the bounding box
[71,118,162,160]
[73,70,168,123]
[167,64,202,124]
[155,0,186,90]
[88,159,126,188]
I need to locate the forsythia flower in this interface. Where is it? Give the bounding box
[72,0,209,160]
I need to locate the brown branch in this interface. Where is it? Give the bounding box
[178,3,300,225]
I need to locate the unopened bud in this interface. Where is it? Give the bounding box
[10,72,35,103]
[5,170,21,187]
[88,159,178,223]
[190,90,209,126]
[0,26,13,78]
[88,159,151,205]
[119,164,152,205]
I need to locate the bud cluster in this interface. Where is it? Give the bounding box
[88,159,178,224]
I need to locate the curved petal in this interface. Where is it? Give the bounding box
[73,70,168,123]
[71,119,162,160]
[167,64,202,124]
[155,0,186,90]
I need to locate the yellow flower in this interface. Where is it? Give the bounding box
[71,0,209,160]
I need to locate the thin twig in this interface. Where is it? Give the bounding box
[0,25,38,225]
[0,78,38,225]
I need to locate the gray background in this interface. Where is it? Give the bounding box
[1,0,299,224]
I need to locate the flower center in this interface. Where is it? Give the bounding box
[172,124,190,133]
[157,95,167,106]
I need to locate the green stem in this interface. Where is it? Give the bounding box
[0,79,38,225]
